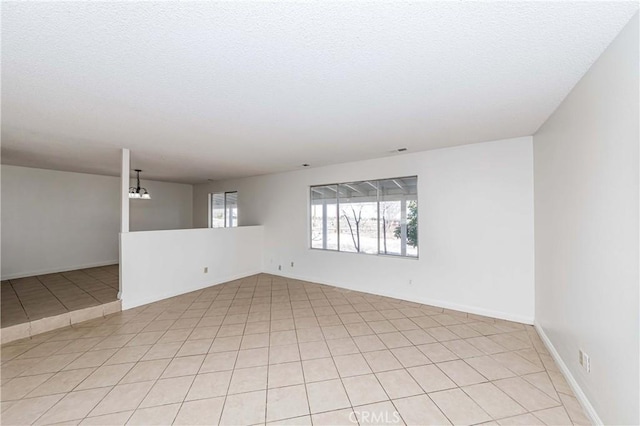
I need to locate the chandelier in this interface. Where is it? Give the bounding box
[129,169,151,199]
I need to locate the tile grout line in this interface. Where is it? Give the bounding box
[65,277,106,307]
[200,287,241,426]
[5,280,29,324]
[29,309,167,424]
[69,309,169,424]
[161,291,214,425]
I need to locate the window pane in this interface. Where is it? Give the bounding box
[310,176,417,258]
[378,177,418,257]
[338,181,378,254]
[225,192,238,227]
[311,185,338,250]
[210,193,225,228]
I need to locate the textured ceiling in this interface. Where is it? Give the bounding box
[2,2,638,183]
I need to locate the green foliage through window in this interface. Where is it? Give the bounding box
[394,200,417,248]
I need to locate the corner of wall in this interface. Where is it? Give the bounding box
[534,322,602,425]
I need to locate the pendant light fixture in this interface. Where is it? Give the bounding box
[129,169,151,199]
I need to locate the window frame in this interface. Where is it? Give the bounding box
[208,191,238,228]
[309,176,418,259]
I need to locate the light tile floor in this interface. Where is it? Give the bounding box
[0,274,590,425]
[1,266,119,327]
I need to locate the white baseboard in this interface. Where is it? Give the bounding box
[121,269,262,310]
[534,322,602,425]
[1,260,119,281]
[270,270,534,325]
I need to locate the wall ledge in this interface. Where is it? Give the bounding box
[0,300,122,344]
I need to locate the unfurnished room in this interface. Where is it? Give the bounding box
[0,2,638,425]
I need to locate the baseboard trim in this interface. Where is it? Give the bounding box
[2,260,119,281]
[270,270,534,325]
[120,270,262,310]
[534,322,602,425]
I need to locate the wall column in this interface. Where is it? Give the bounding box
[119,148,130,300]
[120,148,130,233]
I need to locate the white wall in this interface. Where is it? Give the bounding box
[2,165,120,279]
[129,178,193,232]
[120,226,263,309]
[1,165,194,279]
[533,14,639,426]
[194,137,535,323]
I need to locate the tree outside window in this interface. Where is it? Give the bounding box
[310,177,417,258]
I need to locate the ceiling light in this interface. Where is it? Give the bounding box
[129,169,151,200]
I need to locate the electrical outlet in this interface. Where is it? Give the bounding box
[204,267,208,273]
[579,349,591,372]
[291,262,294,267]
[583,352,590,372]
[278,265,282,271]
[408,279,413,285]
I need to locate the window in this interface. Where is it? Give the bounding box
[209,191,238,228]
[310,176,417,257]
[311,185,338,250]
